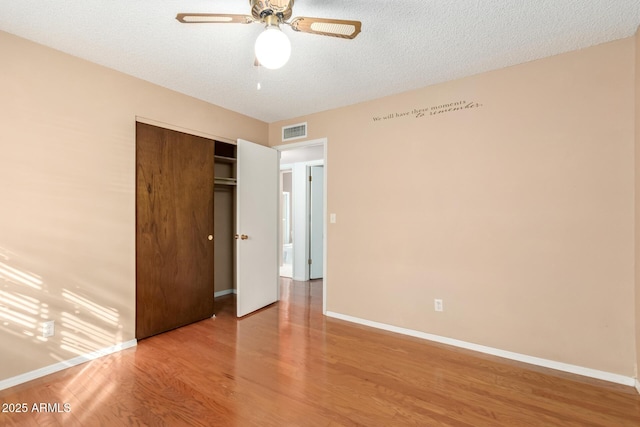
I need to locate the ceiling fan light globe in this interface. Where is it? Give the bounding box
[255,26,291,70]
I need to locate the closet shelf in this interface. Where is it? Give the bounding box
[215,177,237,186]
[214,155,237,164]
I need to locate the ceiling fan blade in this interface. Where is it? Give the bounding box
[289,17,361,39]
[176,13,255,24]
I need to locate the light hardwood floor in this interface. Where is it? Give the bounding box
[1,278,640,426]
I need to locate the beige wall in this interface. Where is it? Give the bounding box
[0,31,267,381]
[270,37,637,376]
[2,28,637,384]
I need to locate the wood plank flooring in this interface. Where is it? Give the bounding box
[1,278,639,426]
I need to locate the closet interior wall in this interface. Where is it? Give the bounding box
[214,141,237,297]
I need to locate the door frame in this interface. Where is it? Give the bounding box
[274,138,328,314]
[309,164,324,280]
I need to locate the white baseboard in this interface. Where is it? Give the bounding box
[214,289,236,298]
[0,339,137,391]
[326,311,637,388]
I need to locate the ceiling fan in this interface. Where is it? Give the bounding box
[176,0,362,69]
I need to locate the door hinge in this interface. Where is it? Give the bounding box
[308,258,312,265]
[309,175,312,182]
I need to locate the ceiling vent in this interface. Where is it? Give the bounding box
[282,122,307,142]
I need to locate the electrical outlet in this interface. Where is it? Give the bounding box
[42,320,55,338]
[434,299,444,312]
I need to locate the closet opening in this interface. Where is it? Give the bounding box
[213,140,237,300]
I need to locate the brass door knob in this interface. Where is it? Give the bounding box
[240,234,248,240]
[234,234,240,240]
[208,235,213,241]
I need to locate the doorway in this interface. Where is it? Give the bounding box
[280,170,293,278]
[275,139,327,313]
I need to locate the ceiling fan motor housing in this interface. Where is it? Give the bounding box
[251,0,294,22]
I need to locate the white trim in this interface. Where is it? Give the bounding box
[214,289,236,298]
[635,379,640,394]
[0,339,137,391]
[292,162,309,281]
[307,164,324,280]
[326,311,637,388]
[273,138,325,151]
[322,141,327,315]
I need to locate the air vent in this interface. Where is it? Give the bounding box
[282,122,307,142]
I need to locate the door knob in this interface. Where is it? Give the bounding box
[240,234,248,240]
[208,235,213,241]
[234,234,240,240]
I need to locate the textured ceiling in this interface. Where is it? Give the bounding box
[1,1,639,123]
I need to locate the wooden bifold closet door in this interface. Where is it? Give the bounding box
[136,122,215,339]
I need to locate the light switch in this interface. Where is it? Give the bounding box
[330,213,336,224]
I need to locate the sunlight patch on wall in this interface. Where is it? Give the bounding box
[0,251,48,343]
[0,247,123,362]
[0,290,40,317]
[60,288,121,356]
[0,304,37,329]
[61,289,119,326]
[0,245,124,376]
[60,312,118,355]
[0,261,43,290]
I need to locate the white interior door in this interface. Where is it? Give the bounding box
[236,139,279,317]
[309,165,324,279]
